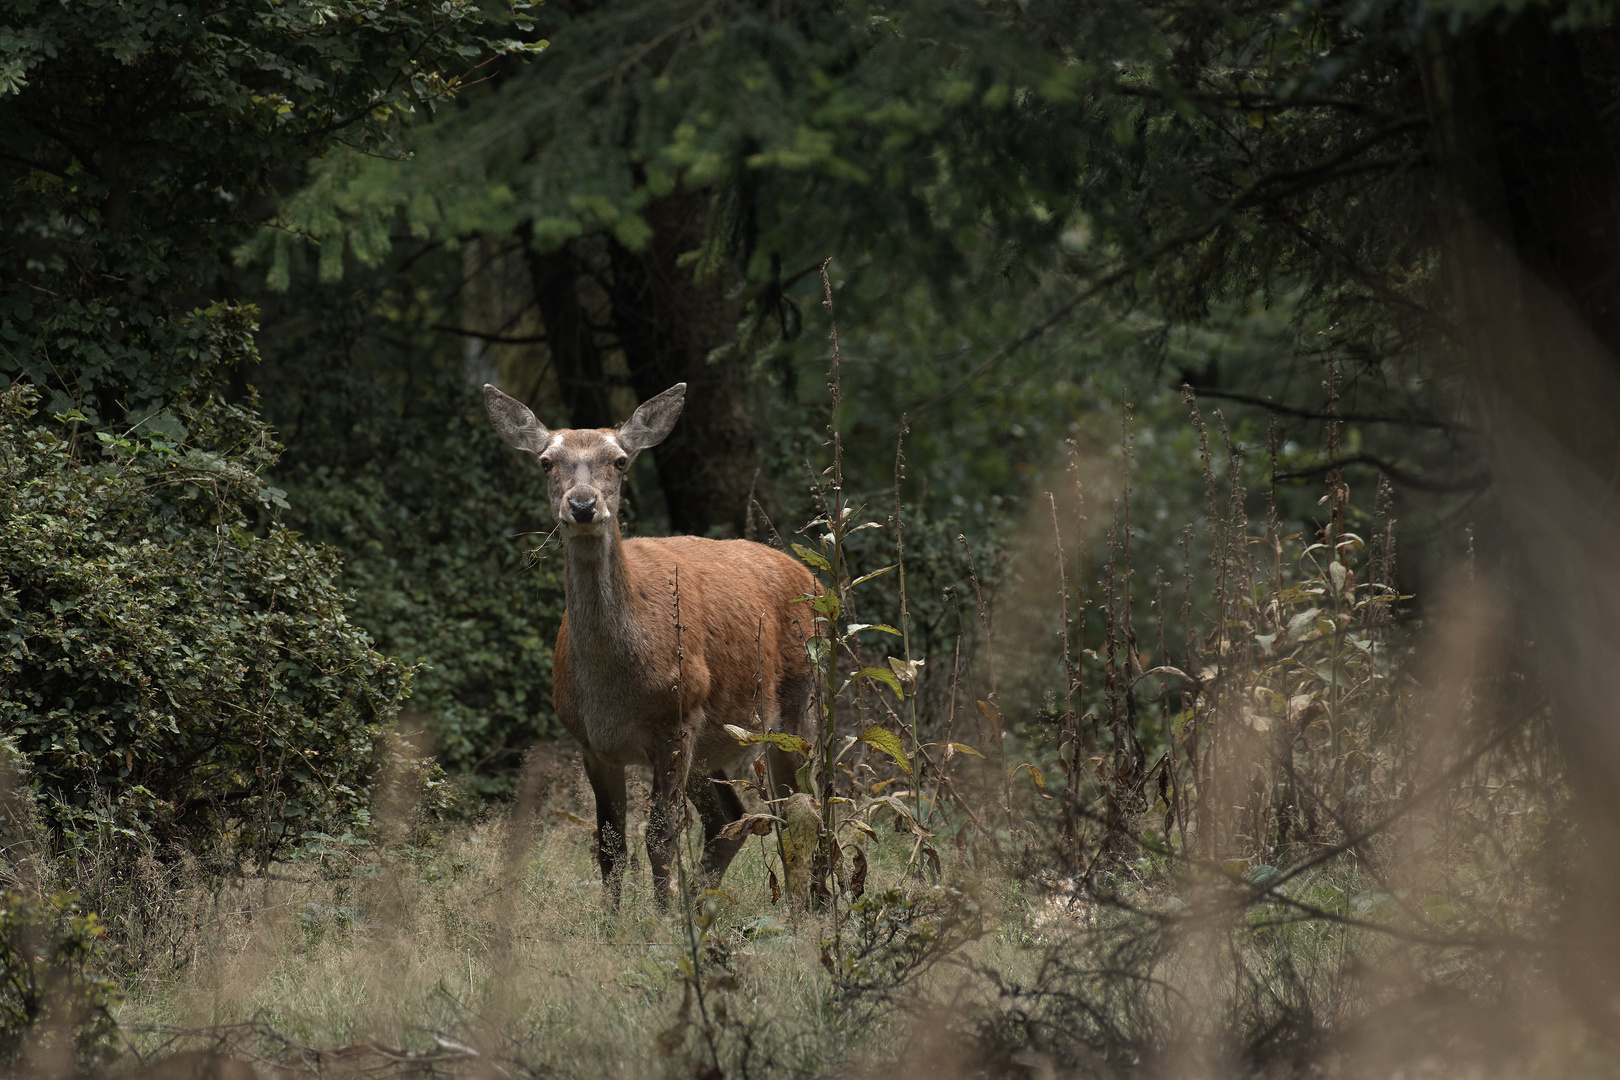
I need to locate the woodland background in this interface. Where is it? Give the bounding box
[4,0,1620,1076]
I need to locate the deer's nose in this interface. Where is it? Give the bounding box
[568,496,598,523]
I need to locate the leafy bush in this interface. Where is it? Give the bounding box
[0,325,413,864]
[272,376,567,797]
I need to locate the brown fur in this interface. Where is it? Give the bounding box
[483,382,817,903]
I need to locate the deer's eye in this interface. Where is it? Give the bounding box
[615,456,629,471]
[539,457,555,472]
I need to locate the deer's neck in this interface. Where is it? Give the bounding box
[563,526,640,657]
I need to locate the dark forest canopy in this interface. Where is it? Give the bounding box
[246,0,1583,533]
[7,0,1620,818]
[261,0,1449,524]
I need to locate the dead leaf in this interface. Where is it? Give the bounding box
[718,813,784,842]
[921,843,942,879]
[977,699,1004,738]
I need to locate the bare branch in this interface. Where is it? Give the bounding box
[1181,385,1472,433]
[430,324,548,345]
[1274,451,1489,493]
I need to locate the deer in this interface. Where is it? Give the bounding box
[483,381,818,905]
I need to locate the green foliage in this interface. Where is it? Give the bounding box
[260,0,1436,373]
[0,369,412,862]
[0,889,119,1067]
[826,885,982,1006]
[257,1,1094,277]
[0,0,506,419]
[841,503,1005,682]
[0,0,508,844]
[247,266,567,796]
[1016,389,1421,872]
[1163,515,1411,861]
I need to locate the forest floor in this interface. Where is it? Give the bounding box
[109,747,1033,1078]
[96,745,1620,1080]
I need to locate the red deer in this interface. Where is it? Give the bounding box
[483,382,817,903]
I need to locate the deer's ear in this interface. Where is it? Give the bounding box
[617,382,685,453]
[484,384,552,453]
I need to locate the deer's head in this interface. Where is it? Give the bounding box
[483,383,685,535]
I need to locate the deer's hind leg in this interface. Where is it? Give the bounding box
[688,769,748,887]
[768,668,815,801]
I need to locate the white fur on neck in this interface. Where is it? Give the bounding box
[564,524,639,658]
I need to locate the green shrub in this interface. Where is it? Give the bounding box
[273,374,568,797]
[249,277,568,798]
[0,332,413,864]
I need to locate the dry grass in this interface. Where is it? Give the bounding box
[89,735,1608,1080]
[4,669,1605,1080]
[109,749,1000,1078]
[80,519,1612,1079]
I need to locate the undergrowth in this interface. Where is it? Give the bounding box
[0,315,1593,1077]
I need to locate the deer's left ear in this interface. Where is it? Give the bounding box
[617,383,685,453]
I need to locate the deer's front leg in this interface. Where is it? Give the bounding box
[583,751,628,904]
[646,739,687,909]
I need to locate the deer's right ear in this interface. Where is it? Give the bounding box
[483,384,552,453]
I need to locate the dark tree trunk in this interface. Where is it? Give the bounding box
[1476,15,1620,361]
[606,193,770,538]
[521,239,617,430]
[1428,10,1620,468]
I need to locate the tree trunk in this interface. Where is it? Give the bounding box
[522,239,618,430]
[1426,12,1620,460]
[1475,15,1620,361]
[606,193,771,538]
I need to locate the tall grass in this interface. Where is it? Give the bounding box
[107,766,989,1077]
